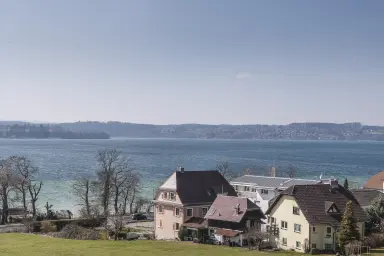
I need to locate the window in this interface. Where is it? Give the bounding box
[312,226,316,232]
[163,192,168,199]
[173,223,180,231]
[281,221,288,230]
[326,226,332,237]
[249,220,256,228]
[270,217,276,224]
[234,185,238,191]
[175,208,180,216]
[282,238,287,246]
[244,186,250,192]
[251,188,257,192]
[158,205,163,214]
[312,244,317,249]
[325,244,333,250]
[296,241,301,249]
[202,207,208,216]
[293,206,300,215]
[186,208,193,217]
[169,192,175,201]
[294,223,301,233]
[261,189,268,194]
[158,220,163,228]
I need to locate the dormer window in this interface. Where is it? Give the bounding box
[163,192,168,199]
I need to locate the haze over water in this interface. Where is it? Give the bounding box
[0,138,383,213]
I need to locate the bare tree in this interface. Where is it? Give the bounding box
[7,156,38,210]
[28,181,43,217]
[133,197,147,213]
[111,158,135,215]
[0,159,21,224]
[216,162,237,181]
[128,174,141,214]
[246,225,268,250]
[72,178,94,217]
[96,149,127,215]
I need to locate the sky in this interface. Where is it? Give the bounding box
[1,0,384,125]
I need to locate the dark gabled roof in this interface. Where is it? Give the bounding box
[266,184,366,226]
[204,195,265,223]
[176,170,237,205]
[351,189,383,208]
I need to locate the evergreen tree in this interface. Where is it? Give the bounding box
[366,194,384,233]
[338,201,360,250]
[344,178,349,190]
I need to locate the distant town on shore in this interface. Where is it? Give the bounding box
[1,121,384,141]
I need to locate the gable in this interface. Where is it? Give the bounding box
[160,172,176,190]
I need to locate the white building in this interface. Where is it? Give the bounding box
[230,175,322,214]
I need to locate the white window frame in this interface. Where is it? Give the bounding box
[294,223,301,233]
[244,186,250,192]
[251,188,257,192]
[202,207,208,216]
[312,243,317,249]
[158,205,164,214]
[158,220,163,228]
[326,226,332,237]
[282,237,287,246]
[174,207,180,217]
[293,206,300,215]
[325,244,333,250]
[173,222,180,231]
[261,189,268,194]
[163,192,168,199]
[281,220,288,230]
[296,241,301,249]
[186,208,193,217]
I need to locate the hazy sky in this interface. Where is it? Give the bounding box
[1,1,384,125]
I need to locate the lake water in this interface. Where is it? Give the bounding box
[0,138,383,213]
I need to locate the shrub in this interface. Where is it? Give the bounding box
[178,227,188,241]
[143,233,155,240]
[56,224,100,240]
[364,233,384,248]
[40,221,57,233]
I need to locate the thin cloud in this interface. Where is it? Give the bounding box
[235,72,252,80]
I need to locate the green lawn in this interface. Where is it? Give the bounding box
[0,233,292,256]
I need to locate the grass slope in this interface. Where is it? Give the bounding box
[0,234,286,256]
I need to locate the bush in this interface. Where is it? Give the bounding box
[178,227,188,241]
[56,224,100,240]
[40,221,57,233]
[143,233,155,240]
[364,233,384,248]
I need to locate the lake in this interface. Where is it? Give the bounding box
[0,138,383,213]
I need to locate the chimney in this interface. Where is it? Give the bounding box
[271,167,276,177]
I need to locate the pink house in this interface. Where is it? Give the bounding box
[153,168,237,240]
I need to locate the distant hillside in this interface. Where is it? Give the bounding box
[58,121,384,141]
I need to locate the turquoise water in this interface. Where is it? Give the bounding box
[0,138,383,213]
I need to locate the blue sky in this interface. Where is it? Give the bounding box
[1,0,383,125]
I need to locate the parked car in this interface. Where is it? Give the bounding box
[132,213,147,220]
